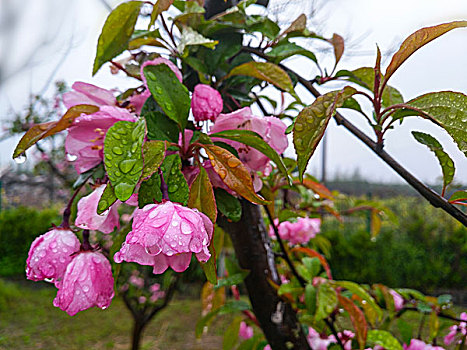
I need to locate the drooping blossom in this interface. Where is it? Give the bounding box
[307,327,337,350]
[389,289,405,311]
[114,201,213,274]
[75,184,120,234]
[191,84,223,122]
[62,82,116,109]
[444,312,467,345]
[403,339,445,350]
[26,228,81,286]
[210,107,288,176]
[239,321,254,340]
[269,217,321,245]
[53,251,114,316]
[65,106,136,173]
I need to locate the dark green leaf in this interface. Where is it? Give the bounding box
[93,1,143,75]
[267,41,317,63]
[223,317,243,350]
[397,319,413,345]
[97,183,118,214]
[305,284,317,314]
[294,86,356,180]
[142,140,166,179]
[143,64,190,130]
[210,129,291,185]
[138,173,162,208]
[142,97,180,142]
[161,154,189,205]
[449,190,467,203]
[104,119,145,201]
[216,271,249,289]
[412,131,455,187]
[200,243,217,285]
[366,330,403,350]
[214,188,242,222]
[315,282,337,321]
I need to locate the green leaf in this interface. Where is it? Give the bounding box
[294,86,356,181]
[200,144,270,205]
[138,173,162,208]
[315,282,337,322]
[128,29,165,50]
[267,41,317,64]
[161,154,189,205]
[188,166,217,223]
[148,0,173,29]
[200,243,217,285]
[97,183,118,214]
[226,61,298,99]
[412,131,455,187]
[142,140,166,179]
[143,64,190,130]
[216,271,250,289]
[177,27,218,56]
[92,1,143,75]
[210,129,291,185]
[214,189,242,222]
[366,330,403,350]
[396,91,467,157]
[13,105,99,158]
[302,257,321,279]
[384,21,467,84]
[142,100,180,143]
[246,16,280,39]
[223,317,243,350]
[397,319,413,345]
[333,280,383,321]
[104,119,145,201]
[305,284,317,314]
[449,190,467,204]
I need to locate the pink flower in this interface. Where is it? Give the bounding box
[239,321,254,340]
[210,107,288,175]
[269,217,321,245]
[404,339,445,350]
[389,289,404,311]
[129,275,145,289]
[191,84,223,122]
[63,82,116,109]
[114,201,213,274]
[138,296,147,304]
[444,312,467,345]
[75,184,120,234]
[141,57,183,88]
[26,228,81,286]
[65,106,136,173]
[129,90,151,114]
[150,283,165,302]
[338,330,355,350]
[53,251,114,316]
[307,327,337,350]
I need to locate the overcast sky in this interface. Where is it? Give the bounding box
[1,0,466,184]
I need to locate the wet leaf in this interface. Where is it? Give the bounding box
[177,27,218,56]
[293,86,356,181]
[200,243,217,285]
[412,131,455,188]
[161,154,189,205]
[315,282,337,322]
[384,21,467,83]
[104,119,145,201]
[97,183,118,214]
[188,166,217,223]
[93,1,143,75]
[200,144,270,205]
[449,190,467,205]
[214,189,242,222]
[267,41,317,64]
[138,172,162,208]
[142,140,167,179]
[366,330,403,350]
[338,294,367,349]
[294,178,334,200]
[148,0,173,29]
[13,105,99,158]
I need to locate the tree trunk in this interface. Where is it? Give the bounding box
[218,200,311,350]
[131,318,145,350]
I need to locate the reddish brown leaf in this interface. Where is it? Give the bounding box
[281,14,307,37]
[338,294,368,349]
[188,165,217,223]
[13,104,99,158]
[200,144,270,205]
[291,247,332,279]
[329,33,344,67]
[384,21,467,83]
[294,178,334,200]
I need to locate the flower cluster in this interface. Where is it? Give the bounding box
[269,217,321,245]
[444,312,467,346]
[26,229,114,316]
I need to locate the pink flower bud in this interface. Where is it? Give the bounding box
[65,106,136,174]
[191,84,223,122]
[63,82,116,109]
[53,251,114,316]
[114,201,213,274]
[389,289,404,312]
[26,228,80,287]
[404,339,445,350]
[239,321,254,340]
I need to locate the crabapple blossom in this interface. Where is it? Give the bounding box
[65,106,136,173]
[307,327,337,350]
[62,82,116,109]
[114,201,213,274]
[389,289,405,311]
[403,339,445,350]
[269,217,321,245]
[191,84,223,122]
[239,321,254,340]
[53,251,114,316]
[75,184,120,234]
[26,228,81,286]
[444,312,467,345]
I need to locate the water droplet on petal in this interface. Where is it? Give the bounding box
[66,153,77,162]
[14,154,27,164]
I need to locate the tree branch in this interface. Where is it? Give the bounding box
[243,46,467,227]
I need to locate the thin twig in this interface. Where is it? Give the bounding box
[325,318,345,350]
[263,205,307,287]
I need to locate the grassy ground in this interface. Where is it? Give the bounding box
[0,279,464,350]
[0,279,228,350]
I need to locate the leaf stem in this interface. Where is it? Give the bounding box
[60,174,92,229]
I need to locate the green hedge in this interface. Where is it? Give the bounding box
[322,197,467,291]
[0,206,60,277]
